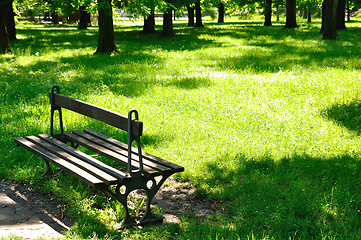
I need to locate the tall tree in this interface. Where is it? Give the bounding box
[78,5,89,29]
[95,0,117,54]
[299,0,321,23]
[336,0,346,29]
[44,0,61,24]
[4,0,16,41]
[142,10,156,33]
[187,4,195,26]
[51,11,59,24]
[284,0,298,28]
[218,1,225,23]
[195,0,204,27]
[274,0,283,21]
[264,0,272,26]
[323,0,339,39]
[161,0,174,37]
[320,0,326,32]
[0,0,12,53]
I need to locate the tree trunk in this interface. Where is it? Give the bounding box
[0,1,12,54]
[78,6,88,29]
[161,6,174,37]
[264,0,272,26]
[142,11,156,34]
[320,0,326,32]
[195,0,204,27]
[218,2,225,23]
[336,0,346,30]
[51,12,59,24]
[95,0,117,54]
[347,0,350,21]
[303,8,308,18]
[4,0,16,41]
[308,8,312,22]
[323,0,339,39]
[284,0,298,28]
[187,5,195,27]
[276,5,280,21]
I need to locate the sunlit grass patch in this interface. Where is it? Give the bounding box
[2,18,361,239]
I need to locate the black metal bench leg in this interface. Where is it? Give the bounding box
[105,173,172,227]
[41,160,52,176]
[139,173,172,225]
[105,184,138,227]
[115,184,137,226]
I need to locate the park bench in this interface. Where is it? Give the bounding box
[14,85,184,227]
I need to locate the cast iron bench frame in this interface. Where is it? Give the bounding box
[14,85,184,227]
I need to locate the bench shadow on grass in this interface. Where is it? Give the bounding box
[201,153,361,239]
[322,101,361,135]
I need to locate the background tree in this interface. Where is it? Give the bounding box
[187,4,195,26]
[264,0,272,26]
[195,0,204,27]
[15,0,46,22]
[161,0,175,37]
[4,0,16,40]
[117,0,161,34]
[180,0,196,26]
[299,0,320,22]
[346,0,351,21]
[320,0,326,31]
[218,1,225,22]
[323,0,339,39]
[0,0,12,53]
[284,0,298,28]
[142,10,156,33]
[95,0,117,54]
[336,0,346,29]
[78,5,90,29]
[43,0,61,24]
[274,0,285,21]
[138,0,157,34]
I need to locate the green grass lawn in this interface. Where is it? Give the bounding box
[1,16,361,239]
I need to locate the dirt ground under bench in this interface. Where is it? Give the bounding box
[0,178,223,239]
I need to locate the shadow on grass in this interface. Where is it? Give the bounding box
[165,76,212,89]
[13,24,221,53]
[37,172,122,239]
[3,21,361,103]
[322,100,361,134]
[194,153,361,239]
[1,23,221,102]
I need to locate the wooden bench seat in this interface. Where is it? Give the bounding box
[14,85,184,227]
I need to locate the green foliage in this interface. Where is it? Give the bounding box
[14,0,48,17]
[2,18,361,239]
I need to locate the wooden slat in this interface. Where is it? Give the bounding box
[25,136,118,185]
[38,134,128,181]
[63,132,160,176]
[14,137,104,188]
[52,93,143,137]
[84,129,184,173]
[72,130,172,173]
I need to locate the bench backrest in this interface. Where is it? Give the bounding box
[49,86,143,137]
[49,85,144,175]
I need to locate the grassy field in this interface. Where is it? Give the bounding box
[1,15,361,239]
